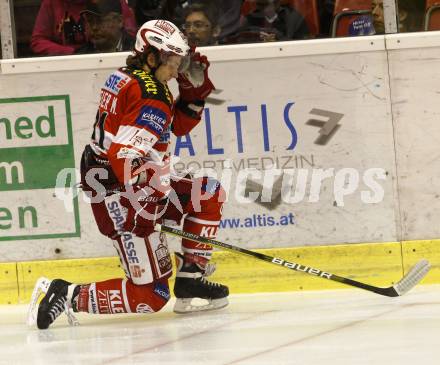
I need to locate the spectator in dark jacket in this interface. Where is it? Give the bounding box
[238,0,309,42]
[182,3,221,47]
[214,0,243,40]
[128,0,184,27]
[176,0,243,42]
[76,0,135,53]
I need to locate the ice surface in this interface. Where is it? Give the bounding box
[2,286,440,365]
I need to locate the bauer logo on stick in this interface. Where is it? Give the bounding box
[271,258,332,279]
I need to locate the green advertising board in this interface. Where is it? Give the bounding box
[0,95,80,241]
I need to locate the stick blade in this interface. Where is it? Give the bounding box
[393,259,431,296]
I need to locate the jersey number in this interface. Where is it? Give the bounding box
[91,110,108,149]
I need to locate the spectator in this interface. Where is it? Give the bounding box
[31,0,136,56]
[182,3,221,47]
[129,0,184,27]
[31,0,87,56]
[372,0,424,34]
[371,0,385,33]
[77,0,135,53]
[215,0,243,40]
[237,0,309,43]
[189,0,243,41]
[317,0,335,37]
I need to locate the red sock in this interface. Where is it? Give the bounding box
[75,278,170,314]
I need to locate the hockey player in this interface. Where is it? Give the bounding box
[29,19,229,330]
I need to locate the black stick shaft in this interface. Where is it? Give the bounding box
[156,224,398,297]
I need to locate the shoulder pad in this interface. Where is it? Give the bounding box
[103,70,132,95]
[124,68,173,107]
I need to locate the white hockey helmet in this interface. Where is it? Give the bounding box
[134,20,190,57]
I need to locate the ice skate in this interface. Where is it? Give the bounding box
[27,277,79,329]
[173,252,229,314]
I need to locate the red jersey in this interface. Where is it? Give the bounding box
[90,66,201,184]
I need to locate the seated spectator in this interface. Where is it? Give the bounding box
[31,0,88,56]
[76,0,135,53]
[235,0,309,43]
[128,0,183,27]
[372,0,424,34]
[215,0,243,40]
[183,0,243,42]
[182,3,221,47]
[317,0,335,37]
[31,0,136,56]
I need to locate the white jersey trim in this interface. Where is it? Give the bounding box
[113,125,157,155]
[185,216,220,226]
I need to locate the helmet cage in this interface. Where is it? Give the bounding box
[159,51,191,73]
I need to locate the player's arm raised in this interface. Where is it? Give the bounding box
[172,50,215,136]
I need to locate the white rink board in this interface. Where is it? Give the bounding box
[173,50,397,248]
[388,43,440,240]
[0,189,77,236]
[0,33,438,261]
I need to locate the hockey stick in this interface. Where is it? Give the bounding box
[155,224,430,297]
[205,88,226,105]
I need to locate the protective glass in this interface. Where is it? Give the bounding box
[160,52,190,73]
[82,13,121,28]
[182,21,211,31]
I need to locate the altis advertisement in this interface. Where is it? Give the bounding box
[0,51,398,254]
[167,54,398,248]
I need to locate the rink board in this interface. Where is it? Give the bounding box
[1,33,439,262]
[1,34,440,302]
[0,36,396,262]
[0,37,398,261]
[0,263,18,305]
[1,239,437,305]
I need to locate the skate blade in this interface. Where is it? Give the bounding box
[26,277,51,326]
[173,297,229,314]
[65,285,80,326]
[26,277,80,328]
[65,306,80,327]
